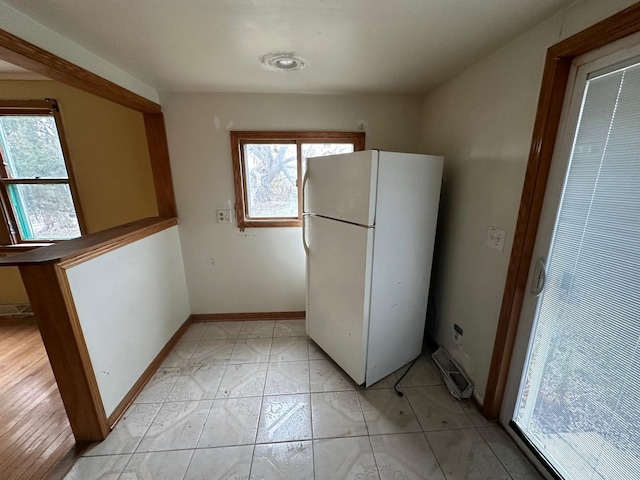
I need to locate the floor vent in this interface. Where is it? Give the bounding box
[432,347,473,400]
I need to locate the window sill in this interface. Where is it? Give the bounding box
[238,220,302,230]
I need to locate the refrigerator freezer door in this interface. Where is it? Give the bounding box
[306,215,374,384]
[305,150,378,226]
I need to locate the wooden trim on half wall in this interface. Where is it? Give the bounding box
[144,113,178,218]
[191,311,307,322]
[20,263,109,442]
[483,2,640,420]
[4,217,182,443]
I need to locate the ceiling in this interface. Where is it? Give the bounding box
[1,0,575,95]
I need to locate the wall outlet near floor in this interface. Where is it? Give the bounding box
[486,226,506,252]
[217,209,232,223]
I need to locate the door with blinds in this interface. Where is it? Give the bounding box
[504,39,640,479]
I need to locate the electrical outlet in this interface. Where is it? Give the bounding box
[453,323,463,345]
[486,226,506,252]
[217,209,232,223]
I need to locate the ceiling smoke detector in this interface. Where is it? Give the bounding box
[260,52,307,72]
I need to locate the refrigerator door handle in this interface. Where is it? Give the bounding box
[302,213,310,255]
[302,169,310,213]
[302,169,310,255]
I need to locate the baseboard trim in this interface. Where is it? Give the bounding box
[106,315,193,427]
[191,311,306,322]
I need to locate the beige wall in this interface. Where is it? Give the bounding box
[419,0,637,401]
[0,80,157,304]
[161,92,423,314]
[0,260,27,304]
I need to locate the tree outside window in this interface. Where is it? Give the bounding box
[0,100,84,244]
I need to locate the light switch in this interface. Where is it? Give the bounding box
[487,226,506,252]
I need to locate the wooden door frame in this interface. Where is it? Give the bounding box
[483,2,640,419]
[0,28,177,217]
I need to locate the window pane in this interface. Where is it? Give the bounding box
[244,143,298,218]
[300,143,355,179]
[7,183,80,240]
[0,115,69,178]
[301,143,354,163]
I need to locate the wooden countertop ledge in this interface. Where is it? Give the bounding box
[0,217,177,267]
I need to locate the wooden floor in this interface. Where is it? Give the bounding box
[0,317,76,480]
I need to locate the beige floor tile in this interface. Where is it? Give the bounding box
[160,340,199,367]
[180,323,209,341]
[184,445,253,480]
[361,372,398,390]
[257,393,312,443]
[265,360,310,395]
[309,359,356,392]
[238,320,275,338]
[358,388,421,435]
[188,340,235,366]
[201,321,243,340]
[67,327,542,480]
[251,441,314,480]
[396,355,443,387]
[308,339,329,360]
[216,363,267,398]
[134,368,183,403]
[168,364,226,401]
[230,337,272,364]
[83,403,161,456]
[120,450,193,480]
[370,433,445,480]
[313,436,380,480]
[426,428,511,480]
[136,400,211,452]
[311,391,367,439]
[197,397,261,448]
[63,455,130,480]
[270,337,309,362]
[405,385,474,431]
[462,399,496,427]
[273,319,307,337]
[478,426,543,479]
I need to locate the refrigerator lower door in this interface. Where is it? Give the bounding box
[306,215,374,385]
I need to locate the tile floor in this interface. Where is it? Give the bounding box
[64,320,543,480]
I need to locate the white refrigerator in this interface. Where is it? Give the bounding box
[303,150,443,386]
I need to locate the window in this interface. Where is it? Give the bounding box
[230,131,365,230]
[0,100,84,244]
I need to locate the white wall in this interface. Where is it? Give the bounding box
[66,226,190,417]
[419,0,637,402]
[0,1,159,103]
[161,92,423,314]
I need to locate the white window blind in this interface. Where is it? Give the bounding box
[514,60,640,479]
